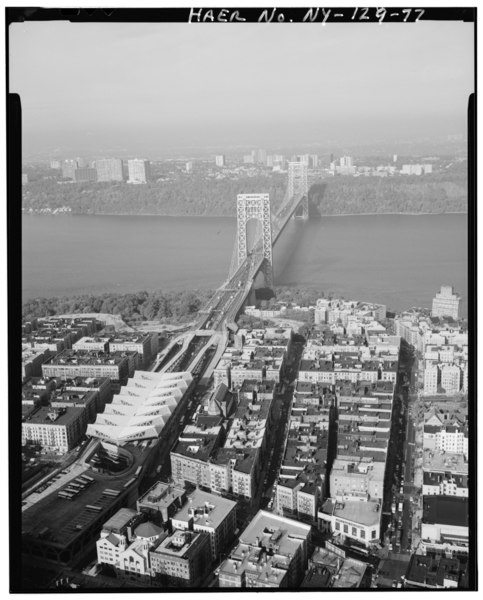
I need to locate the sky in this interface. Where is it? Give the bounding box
[9,19,474,156]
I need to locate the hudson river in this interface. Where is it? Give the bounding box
[22,213,468,316]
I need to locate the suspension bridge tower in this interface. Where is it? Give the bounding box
[236,193,273,288]
[288,162,309,218]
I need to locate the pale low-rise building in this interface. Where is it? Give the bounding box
[330,457,385,502]
[318,498,381,546]
[97,509,168,580]
[96,508,145,567]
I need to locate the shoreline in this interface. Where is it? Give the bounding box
[319,211,468,217]
[23,210,468,218]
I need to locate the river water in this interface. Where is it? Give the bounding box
[22,213,468,316]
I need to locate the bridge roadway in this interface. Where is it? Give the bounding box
[198,192,306,332]
[151,193,306,377]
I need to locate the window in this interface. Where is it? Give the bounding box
[352,527,357,536]
[360,530,365,539]
[371,530,377,539]
[343,524,349,534]
[335,522,340,531]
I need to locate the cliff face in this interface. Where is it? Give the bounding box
[308,174,467,217]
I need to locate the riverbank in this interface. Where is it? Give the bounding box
[318,211,468,217]
[22,210,468,218]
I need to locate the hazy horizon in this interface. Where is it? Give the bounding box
[10,20,474,157]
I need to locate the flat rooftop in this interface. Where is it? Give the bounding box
[239,379,276,394]
[152,530,205,558]
[137,481,186,509]
[173,488,236,527]
[331,457,385,478]
[22,442,149,549]
[46,349,133,366]
[110,333,153,344]
[74,336,112,344]
[405,554,461,587]
[102,508,138,533]
[423,471,467,488]
[337,380,395,397]
[240,510,311,554]
[213,447,258,474]
[422,450,468,474]
[422,496,468,528]
[172,434,220,462]
[333,557,367,588]
[22,405,85,427]
[220,542,288,586]
[322,499,382,527]
[22,348,46,362]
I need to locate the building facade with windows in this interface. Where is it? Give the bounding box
[432,286,460,320]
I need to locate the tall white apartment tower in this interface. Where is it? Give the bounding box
[431,285,460,320]
[127,159,151,184]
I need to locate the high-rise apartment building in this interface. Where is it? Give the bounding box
[441,364,462,395]
[185,161,193,173]
[74,167,97,183]
[127,159,151,184]
[95,158,124,182]
[340,156,353,168]
[432,286,460,320]
[215,155,226,167]
[424,364,439,395]
[61,159,78,180]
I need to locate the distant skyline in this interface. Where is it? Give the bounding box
[10,20,474,157]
